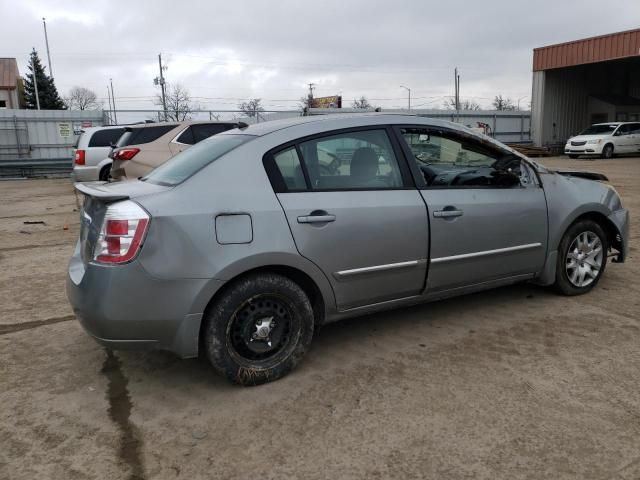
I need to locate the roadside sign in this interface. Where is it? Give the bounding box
[73,122,83,135]
[58,122,72,138]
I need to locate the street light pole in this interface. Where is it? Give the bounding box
[42,17,53,78]
[400,85,411,111]
[110,78,118,124]
[517,96,529,111]
[31,51,40,110]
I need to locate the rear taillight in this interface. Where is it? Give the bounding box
[75,149,86,165]
[113,148,140,161]
[94,201,150,264]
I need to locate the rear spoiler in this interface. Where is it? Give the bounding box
[74,182,129,202]
[552,170,609,182]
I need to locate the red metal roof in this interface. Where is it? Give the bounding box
[533,28,640,71]
[0,58,20,89]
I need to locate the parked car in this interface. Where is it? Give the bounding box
[110,121,239,180]
[71,125,126,181]
[564,122,640,159]
[68,114,629,386]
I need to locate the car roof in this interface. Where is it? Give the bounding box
[225,113,478,137]
[81,125,126,134]
[593,122,621,126]
[125,120,237,131]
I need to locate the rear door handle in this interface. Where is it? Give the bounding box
[297,213,336,224]
[433,209,463,218]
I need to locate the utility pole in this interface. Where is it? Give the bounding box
[110,78,117,124]
[307,83,315,108]
[42,18,53,78]
[400,85,411,111]
[157,54,168,121]
[454,67,459,112]
[32,51,40,110]
[106,86,113,124]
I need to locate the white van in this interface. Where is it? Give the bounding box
[71,126,126,181]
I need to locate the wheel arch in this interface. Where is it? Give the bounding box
[196,262,333,357]
[536,209,621,286]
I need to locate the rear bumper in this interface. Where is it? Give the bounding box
[72,165,100,182]
[66,241,223,358]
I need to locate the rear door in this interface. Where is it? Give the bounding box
[265,127,429,310]
[395,126,548,293]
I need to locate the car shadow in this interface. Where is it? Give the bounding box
[113,281,556,389]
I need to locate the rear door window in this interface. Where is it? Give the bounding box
[176,127,195,145]
[121,125,176,146]
[88,128,125,147]
[297,129,404,190]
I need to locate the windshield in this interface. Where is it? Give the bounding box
[579,124,618,135]
[142,134,254,186]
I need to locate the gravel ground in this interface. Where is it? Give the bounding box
[1,156,639,480]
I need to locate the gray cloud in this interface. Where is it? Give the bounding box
[2,0,639,115]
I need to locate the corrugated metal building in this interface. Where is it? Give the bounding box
[531,29,640,147]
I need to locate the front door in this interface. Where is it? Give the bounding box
[396,127,548,293]
[267,128,429,310]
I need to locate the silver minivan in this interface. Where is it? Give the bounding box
[67,114,629,385]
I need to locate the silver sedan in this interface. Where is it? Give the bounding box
[67,114,629,385]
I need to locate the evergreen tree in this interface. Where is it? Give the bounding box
[23,49,66,110]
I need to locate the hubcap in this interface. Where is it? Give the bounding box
[565,231,603,288]
[228,294,293,362]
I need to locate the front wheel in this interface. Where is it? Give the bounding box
[568,154,579,159]
[601,144,614,159]
[203,273,314,386]
[554,220,607,296]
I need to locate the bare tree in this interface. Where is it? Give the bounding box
[64,86,99,110]
[492,95,516,111]
[238,98,265,118]
[154,84,194,121]
[351,96,372,109]
[443,97,481,111]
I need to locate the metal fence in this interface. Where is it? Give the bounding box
[0,109,104,177]
[307,108,532,144]
[0,107,530,178]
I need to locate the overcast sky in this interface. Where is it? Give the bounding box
[2,0,639,116]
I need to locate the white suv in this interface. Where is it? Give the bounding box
[71,126,126,181]
[565,122,640,159]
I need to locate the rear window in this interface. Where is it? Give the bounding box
[143,134,253,186]
[120,125,176,146]
[192,123,235,143]
[88,128,125,147]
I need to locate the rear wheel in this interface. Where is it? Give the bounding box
[601,144,614,159]
[203,273,314,386]
[99,164,111,182]
[554,219,607,295]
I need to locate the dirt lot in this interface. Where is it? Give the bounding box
[1,156,639,480]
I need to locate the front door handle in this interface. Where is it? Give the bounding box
[297,211,336,224]
[433,209,463,218]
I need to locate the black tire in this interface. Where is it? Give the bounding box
[203,273,314,386]
[601,144,614,159]
[554,219,608,296]
[99,164,111,182]
[568,154,579,159]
